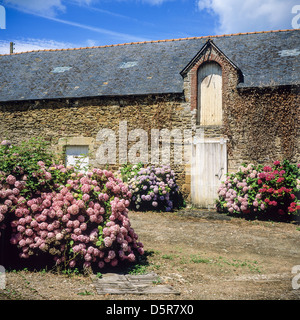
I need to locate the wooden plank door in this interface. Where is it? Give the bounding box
[198,62,222,126]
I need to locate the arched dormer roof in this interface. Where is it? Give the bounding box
[180,39,241,77]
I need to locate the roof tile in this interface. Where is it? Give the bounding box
[0,29,298,102]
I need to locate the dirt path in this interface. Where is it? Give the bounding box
[1,209,300,300]
[129,210,300,300]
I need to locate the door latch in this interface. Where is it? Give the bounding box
[215,167,224,180]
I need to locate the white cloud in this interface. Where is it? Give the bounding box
[0,38,76,54]
[3,0,98,17]
[35,13,148,42]
[70,0,95,4]
[86,39,98,47]
[197,0,299,34]
[141,0,170,4]
[3,0,66,16]
[115,0,174,5]
[3,2,149,43]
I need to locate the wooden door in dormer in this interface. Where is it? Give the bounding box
[197,62,222,125]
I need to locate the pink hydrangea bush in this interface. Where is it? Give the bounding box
[8,164,143,269]
[216,160,300,220]
[0,140,144,271]
[0,173,27,237]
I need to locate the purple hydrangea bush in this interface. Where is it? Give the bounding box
[119,163,181,211]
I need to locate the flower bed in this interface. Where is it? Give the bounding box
[0,139,144,271]
[215,160,300,220]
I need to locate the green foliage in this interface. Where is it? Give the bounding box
[96,225,105,247]
[0,137,64,196]
[190,255,210,264]
[161,254,174,260]
[77,290,93,296]
[0,138,55,175]
[127,263,148,275]
[61,268,80,277]
[120,162,144,182]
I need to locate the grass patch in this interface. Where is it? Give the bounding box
[128,264,148,275]
[190,255,210,264]
[161,254,174,260]
[126,249,158,275]
[152,277,163,285]
[216,256,262,273]
[77,290,93,296]
[157,250,262,274]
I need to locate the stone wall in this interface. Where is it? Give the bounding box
[0,77,299,203]
[0,94,193,197]
[183,41,300,176]
[226,85,300,171]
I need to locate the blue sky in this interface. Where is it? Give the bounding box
[0,0,298,54]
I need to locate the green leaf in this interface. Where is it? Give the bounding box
[96,240,102,246]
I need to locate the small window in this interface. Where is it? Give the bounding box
[65,145,89,172]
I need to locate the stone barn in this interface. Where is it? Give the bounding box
[0,29,299,207]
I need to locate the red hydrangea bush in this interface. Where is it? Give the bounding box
[0,139,144,271]
[216,160,300,220]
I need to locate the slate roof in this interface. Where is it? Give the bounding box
[0,29,299,102]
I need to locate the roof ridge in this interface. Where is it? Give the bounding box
[0,28,296,56]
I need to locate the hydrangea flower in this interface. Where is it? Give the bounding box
[120,164,181,212]
[0,157,144,271]
[216,160,300,219]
